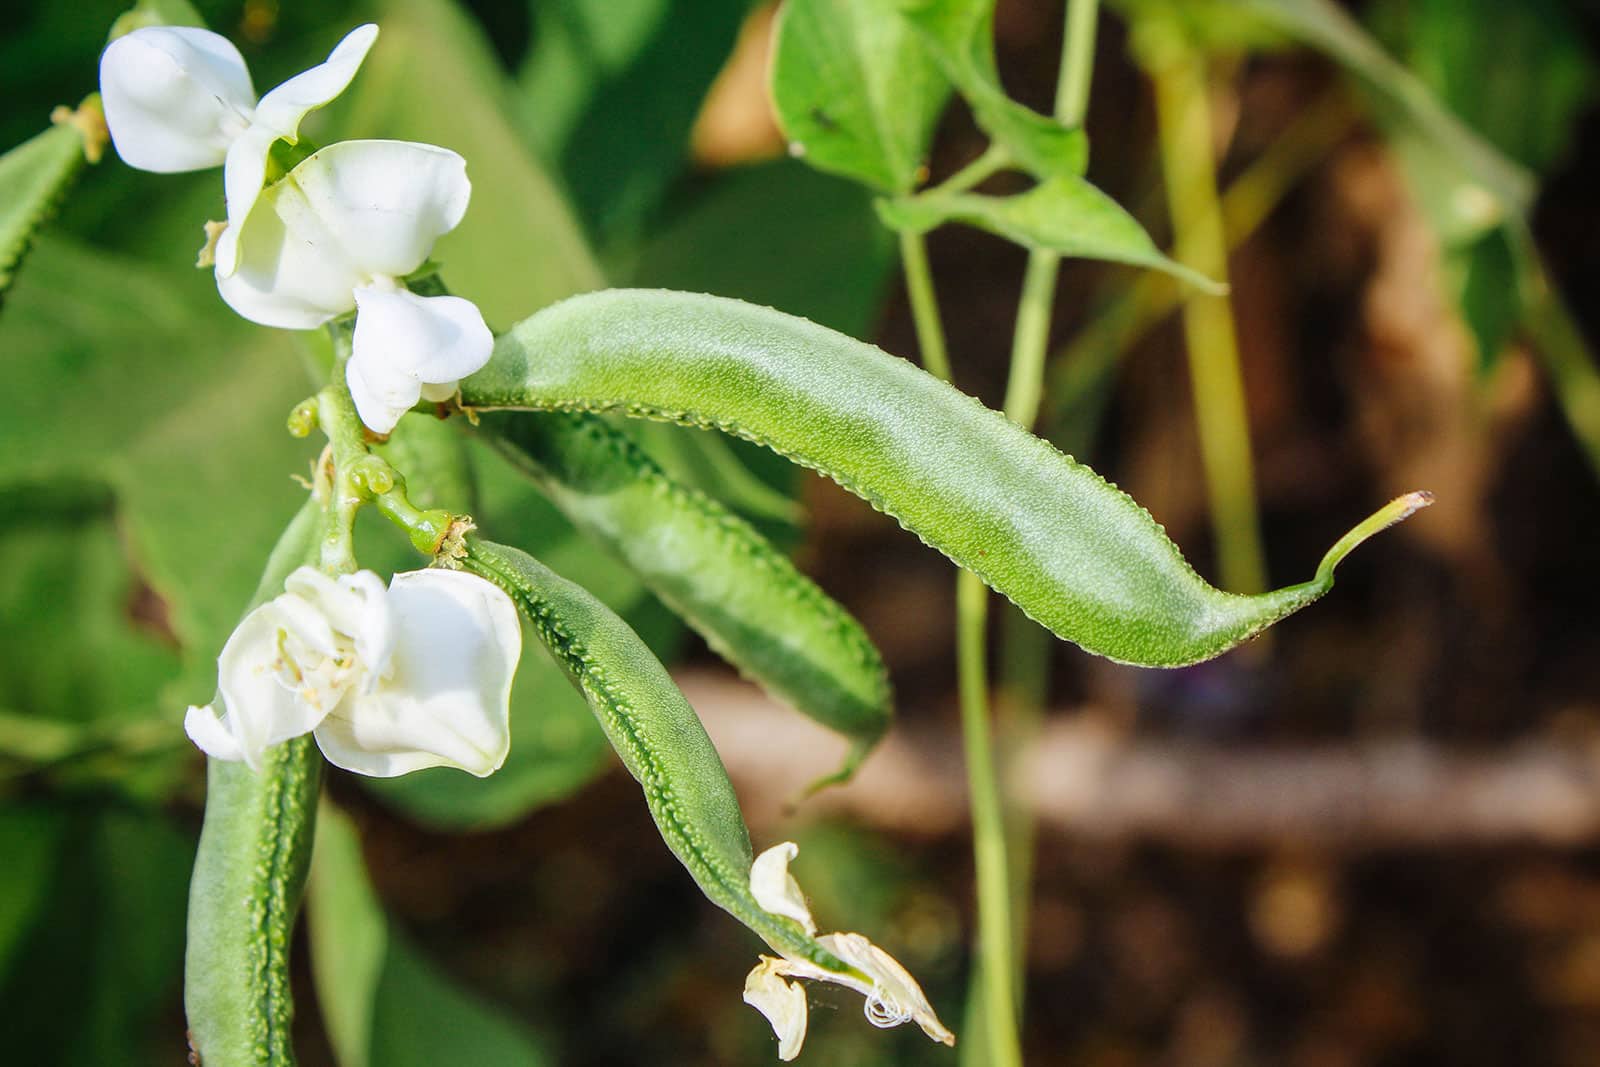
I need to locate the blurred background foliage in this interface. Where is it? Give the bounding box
[3,0,1600,1063]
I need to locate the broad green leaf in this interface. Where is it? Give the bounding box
[0,112,93,301]
[464,290,1429,667]
[628,158,898,339]
[185,503,323,1067]
[0,806,65,979]
[308,803,550,1067]
[517,0,748,245]
[0,807,191,1064]
[769,0,952,193]
[899,0,1087,177]
[1367,0,1595,175]
[483,410,892,777]
[879,177,1222,291]
[0,495,181,728]
[0,236,314,661]
[461,539,882,982]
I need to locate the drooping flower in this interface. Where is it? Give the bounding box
[184,566,521,777]
[98,23,378,274]
[214,138,493,435]
[743,842,955,1060]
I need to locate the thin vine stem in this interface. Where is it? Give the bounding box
[895,166,1021,1066]
[899,229,954,383]
[1146,37,1269,594]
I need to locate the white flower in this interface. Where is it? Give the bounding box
[743,842,955,1060]
[184,566,521,777]
[215,138,493,435]
[99,23,378,275]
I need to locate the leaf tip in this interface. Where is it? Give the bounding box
[1314,490,1434,585]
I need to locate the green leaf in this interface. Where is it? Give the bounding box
[308,803,550,1067]
[0,113,92,301]
[517,0,748,246]
[464,290,1429,667]
[0,490,181,727]
[1,807,192,1064]
[0,236,315,661]
[1366,0,1596,174]
[483,410,892,778]
[0,806,65,979]
[879,176,1223,291]
[628,158,899,339]
[899,0,1087,177]
[460,539,878,980]
[770,0,953,193]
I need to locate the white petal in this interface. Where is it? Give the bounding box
[815,933,955,1047]
[253,24,379,138]
[751,842,818,935]
[286,140,471,278]
[353,284,492,378]
[346,352,420,437]
[215,125,278,276]
[215,24,380,275]
[418,380,459,403]
[183,704,246,764]
[744,958,809,1061]
[216,140,472,330]
[313,570,521,777]
[215,166,366,329]
[212,602,335,768]
[100,26,255,173]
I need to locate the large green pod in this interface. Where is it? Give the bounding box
[462,290,1426,667]
[480,410,889,770]
[460,539,854,974]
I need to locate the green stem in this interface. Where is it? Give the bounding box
[929,145,1011,198]
[895,151,1020,1066]
[969,4,1101,1063]
[1147,40,1268,594]
[899,229,954,383]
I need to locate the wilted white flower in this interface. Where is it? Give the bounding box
[99,23,378,275]
[743,842,955,1060]
[184,566,520,777]
[214,138,493,434]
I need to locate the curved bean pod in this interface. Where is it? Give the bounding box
[461,539,861,977]
[480,410,890,777]
[185,500,322,1067]
[462,290,1428,667]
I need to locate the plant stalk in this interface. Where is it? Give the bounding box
[1146,39,1269,594]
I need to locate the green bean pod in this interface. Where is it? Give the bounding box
[461,290,1427,667]
[185,500,322,1067]
[479,410,889,777]
[460,539,859,976]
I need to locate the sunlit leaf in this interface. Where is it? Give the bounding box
[879,176,1221,291]
[770,0,952,192]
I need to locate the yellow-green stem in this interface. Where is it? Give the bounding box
[897,181,1021,1066]
[1148,44,1268,594]
[899,229,954,383]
